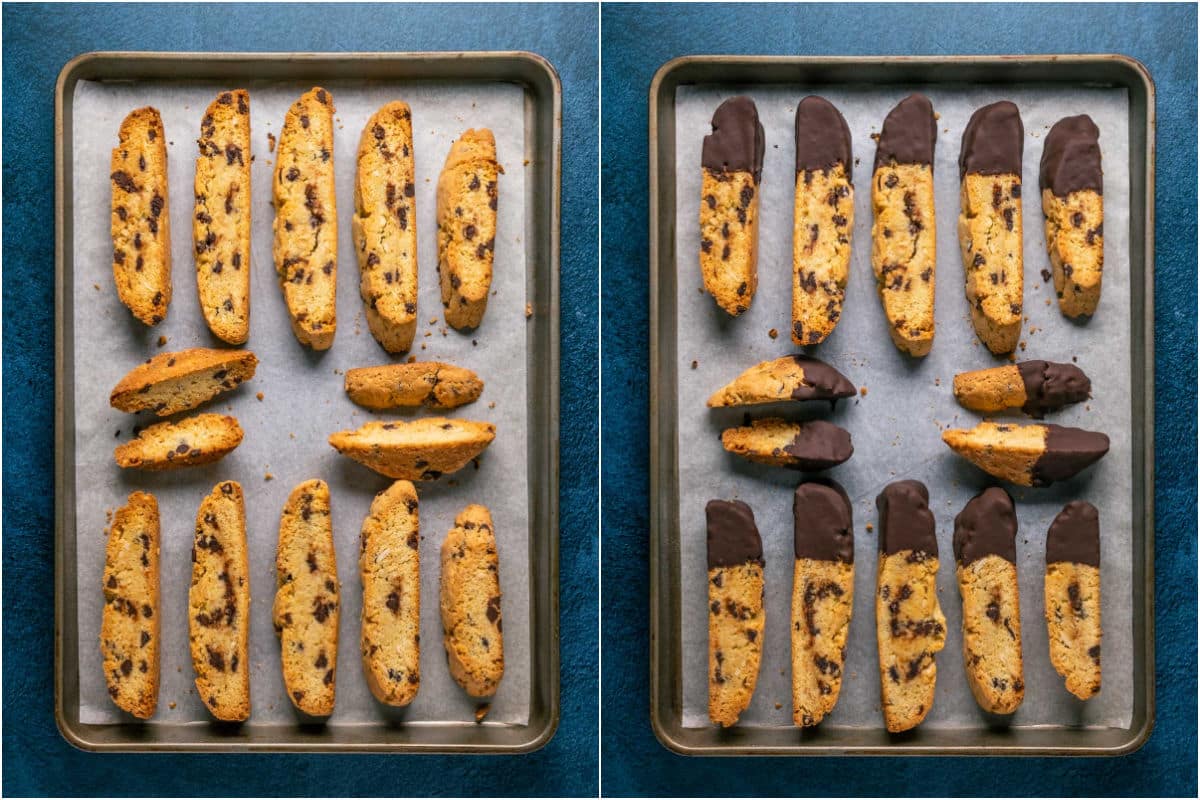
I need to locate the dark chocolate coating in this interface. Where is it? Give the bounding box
[1040,115,1102,197]
[794,96,853,180]
[793,480,854,563]
[1016,360,1092,418]
[1031,425,1110,487]
[1046,500,1100,567]
[706,499,764,568]
[875,480,938,557]
[702,96,765,180]
[790,355,856,402]
[874,93,937,170]
[959,101,1023,178]
[952,487,1017,565]
[782,420,853,471]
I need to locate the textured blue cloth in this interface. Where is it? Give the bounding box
[2,3,597,796]
[601,3,1196,796]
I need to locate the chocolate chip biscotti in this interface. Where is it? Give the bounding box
[329,418,496,480]
[791,481,854,728]
[114,413,243,470]
[871,94,938,356]
[941,421,1109,487]
[273,480,339,716]
[720,418,853,471]
[354,101,419,352]
[953,487,1024,714]
[274,87,337,349]
[101,492,160,719]
[952,360,1091,418]
[1045,500,1101,700]
[875,480,946,733]
[344,362,483,411]
[958,101,1024,354]
[360,480,421,706]
[109,348,258,416]
[1041,115,1104,317]
[189,481,250,721]
[792,96,853,345]
[437,128,500,330]
[441,504,504,697]
[194,89,252,344]
[699,96,765,316]
[706,499,764,727]
[111,107,171,326]
[706,354,855,408]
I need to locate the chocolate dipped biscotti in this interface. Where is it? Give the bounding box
[1041,115,1104,317]
[941,421,1109,487]
[952,360,1091,418]
[720,418,853,471]
[1045,501,1102,700]
[707,354,855,408]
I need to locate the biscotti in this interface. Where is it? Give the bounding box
[706,354,855,408]
[194,89,252,344]
[871,94,938,357]
[274,87,337,349]
[114,413,243,470]
[720,418,853,471]
[273,480,339,716]
[1045,501,1102,699]
[875,480,946,732]
[952,360,1091,418]
[1041,115,1104,317]
[189,481,251,721]
[437,128,500,330]
[100,492,161,719]
[791,481,854,727]
[953,487,1024,714]
[792,96,853,345]
[958,101,1024,354]
[360,480,421,706]
[440,504,504,697]
[344,362,483,411]
[111,107,171,326]
[354,101,419,352]
[941,421,1109,487]
[706,499,764,727]
[328,418,496,480]
[699,96,764,316]
[109,348,257,416]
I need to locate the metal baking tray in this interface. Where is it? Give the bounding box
[55,51,560,753]
[649,55,1154,756]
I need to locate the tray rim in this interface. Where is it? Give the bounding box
[647,53,1156,757]
[54,49,562,754]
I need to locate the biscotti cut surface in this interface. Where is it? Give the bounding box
[354,101,419,352]
[953,488,1024,714]
[699,96,764,316]
[720,418,853,471]
[273,480,339,716]
[1045,501,1102,699]
[1041,115,1104,318]
[360,480,421,706]
[274,87,337,349]
[440,504,504,697]
[707,354,855,408]
[114,413,243,470]
[195,89,252,344]
[871,94,938,356]
[189,481,250,721]
[792,96,853,345]
[941,421,1109,487]
[952,360,1091,418]
[111,107,171,326]
[344,362,484,410]
[328,418,496,480]
[706,499,764,727]
[109,348,257,416]
[101,492,161,719]
[437,128,500,330]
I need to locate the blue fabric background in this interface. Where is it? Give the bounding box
[600,3,1196,796]
[2,3,597,796]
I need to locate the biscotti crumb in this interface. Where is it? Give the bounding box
[93,283,101,291]
[525,303,533,318]
[264,472,274,481]
[691,360,698,369]
[866,523,874,532]
[860,386,868,397]
[266,132,276,152]
[1041,269,1052,282]
[472,339,478,347]
[1020,341,1027,351]
[768,328,778,339]
[488,401,496,409]
[475,703,491,722]
[156,335,168,347]
[256,392,264,401]
[775,702,783,710]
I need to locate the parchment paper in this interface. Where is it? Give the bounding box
[675,84,1133,731]
[72,77,532,728]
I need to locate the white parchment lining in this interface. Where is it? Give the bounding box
[675,84,1133,731]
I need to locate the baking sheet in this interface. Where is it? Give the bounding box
[71,77,532,729]
[674,84,1132,731]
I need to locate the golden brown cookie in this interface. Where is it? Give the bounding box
[706,354,855,408]
[706,499,764,727]
[440,504,504,697]
[109,348,257,417]
[113,413,243,470]
[952,361,1091,418]
[344,362,483,411]
[437,129,500,330]
[111,107,171,326]
[1045,501,1102,700]
[1040,115,1104,318]
[941,421,1109,487]
[328,418,496,480]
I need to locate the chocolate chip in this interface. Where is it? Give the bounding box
[111,170,138,192]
